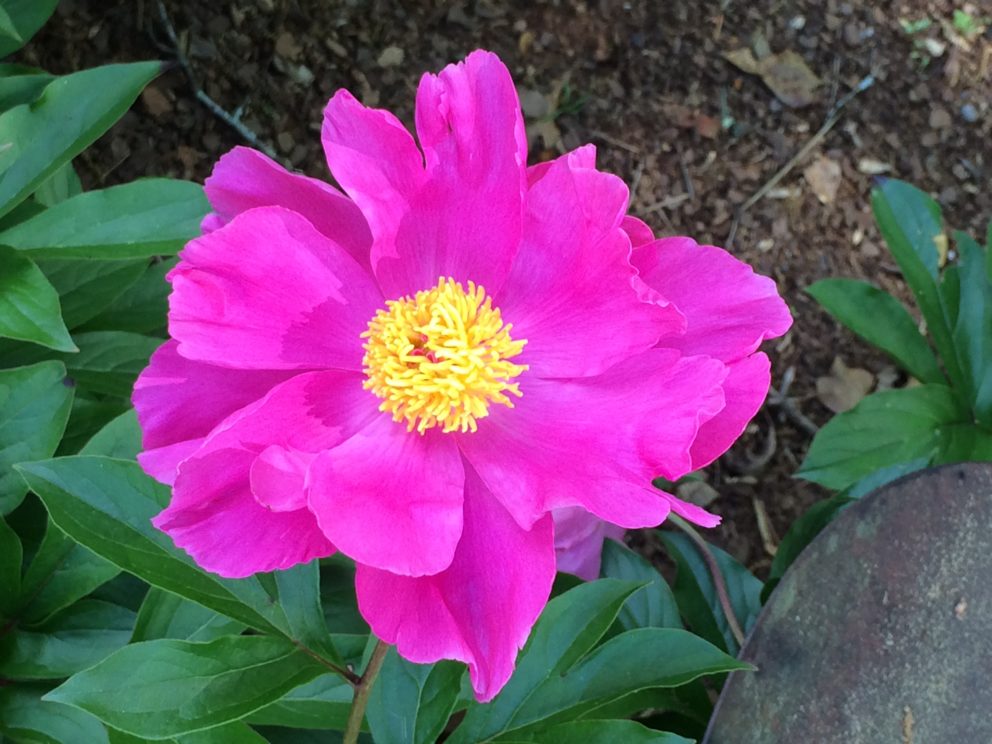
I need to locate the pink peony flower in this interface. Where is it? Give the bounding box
[133,50,791,702]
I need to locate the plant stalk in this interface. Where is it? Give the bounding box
[343,639,389,744]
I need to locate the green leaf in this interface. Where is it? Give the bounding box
[0,179,209,259]
[34,161,83,207]
[806,278,943,383]
[0,514,22,615]
[15,456,288,634]
[0,247,75,351]
[797,385,964,491]
[458,629,747,741]
[0,684,110,744]
[107,721,269,744]
[600,540,682,630]
[80,257,176,335]
[0,66,54,110]
[18,517,120,624]
[0,599,134,679]
[367,650,463,744]
[38,259,146,329]
[45,635,326,739]
[131,587,245,643]
[247,673,355,731]
[59,331,161,397]
[0,5,22,42]
[447,579,644,744]
[949,232,992,424]
[658,531,761,655]
[933,422,992,463]
[320,555,368,636]
[80,409,142,459]
[57,394,130,455]
[844,457,930,499]
[274,560,343,666]
[501,719,692,743]
[871,179,964,394]
[0,61,161,218]
[0,0,60,57]
[0,361,73,514]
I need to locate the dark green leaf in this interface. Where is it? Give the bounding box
[501,719,692,743]
[0,66,54,110]
[247,673,354,731]
[320,555,368,636]
[0,599,134,679]
[871,179,963,394]
[949,232,992,424]
[80,409,141,459]
[0,0,60,56]
[0,179,208,259]
[274,560,342,666]
[45,635,326,739]
[0,61,161,218]
[59,331,161,397]
[933,422,992,463]
[0,514,22,615]
[0,247,74,351]
[367,650,463,744]
[0,361,73,514]
[57,394,130,455]
[806,278,943,383]
[34,161,82,207]
[38,258,146,329]
[600,540,682,630]
[80,258,176,335]
[659,531,761,655]
[797,385,964,491]
[0,684,110,744]
[447,579,644,744]
[15,456,288,634]
[18,517,120,624]
[131,587,245,643]
[107,721,269,744]
[844,457,930,499]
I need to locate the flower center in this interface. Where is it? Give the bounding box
[362,277,528,434]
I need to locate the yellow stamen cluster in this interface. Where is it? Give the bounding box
[362,277,527,434]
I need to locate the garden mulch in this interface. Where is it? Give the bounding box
[21,0,992,576]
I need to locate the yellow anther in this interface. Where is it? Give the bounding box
[362,277,527,434]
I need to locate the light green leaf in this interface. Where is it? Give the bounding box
[0,0,59,56]
[367,650,463,744]
[0,684,110,744]
[59,331,161,397]
[0,247,74,351]
[131,587,245,643]
[0,65,54,110]
[34,161,82,207]
[0,61,161,218]
[46,636,326,739]
[659,532,762,655]
[0,179,208,259]
[600,540,682,630]
[0,599,134,679]
[798,385,964,491]
[807,278,943,383]
[38,259,146,329]
[949,232,992,424]
[274,560,343,666]
[15,456,293,635]
[247,673,354,731]
[0,361,73,514]
[80,409,142,459]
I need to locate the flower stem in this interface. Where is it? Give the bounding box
[668,514,746,648]
[342,639,389,744]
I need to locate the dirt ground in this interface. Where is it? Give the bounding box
[21,0,992,575]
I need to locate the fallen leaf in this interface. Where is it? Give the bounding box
[695,114,720,139]
[816,357,874,413]
[141,86,172,117]
[725,48,821,107]
[804,155,842,204]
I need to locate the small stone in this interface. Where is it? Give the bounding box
[277,131,295,153]
[929,106,952,129]
[377,45,405,68]
[961,104,979,123]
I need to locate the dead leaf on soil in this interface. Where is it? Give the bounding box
[816,357,874,413]
[141,85,172,117]
[724,48,821,107]
[804,155,842,204]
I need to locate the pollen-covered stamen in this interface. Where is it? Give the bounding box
[362,277,528,434]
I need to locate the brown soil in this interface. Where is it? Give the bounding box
[21,0,992,575]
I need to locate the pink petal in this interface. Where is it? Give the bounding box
[321,89,426,268]
[633,238,792,363]
[496,152,683,378]
[167,206,382,370]
[308,416,464,577]
[132,340,295,484]
[622,215,655,248]
[153,448,335,578]
[355,466,554,702]
[250,445,317,512]
[661,487,721,529]
[458,349,727,529]
[526,144,596,187]
[392,51,529,297]
[689,352,771,471]
[553,506,626,581]
[203,146,372,268]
